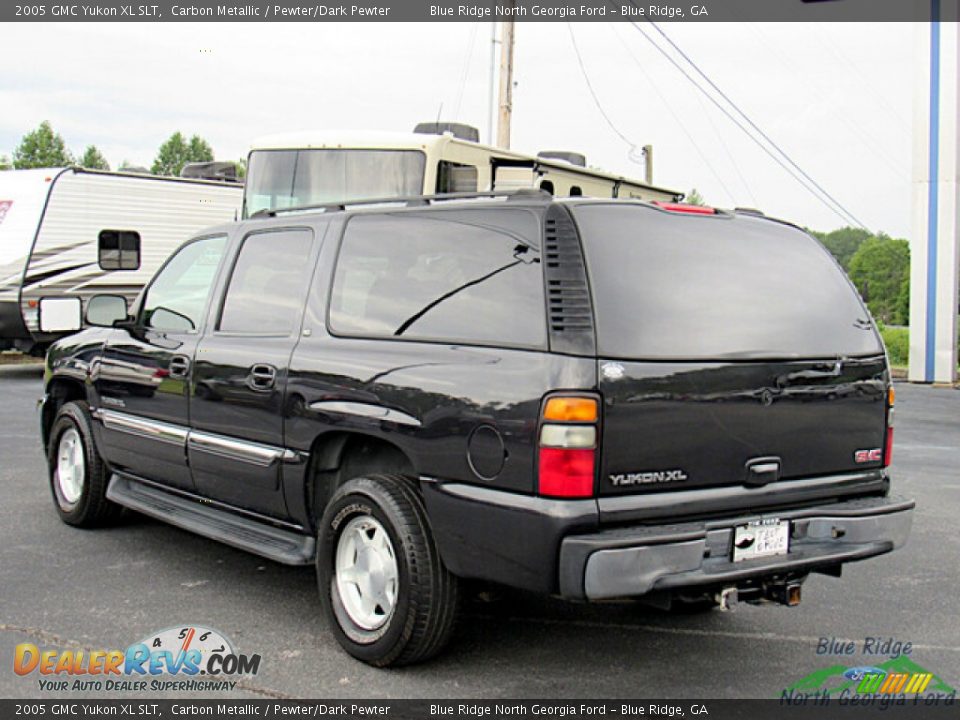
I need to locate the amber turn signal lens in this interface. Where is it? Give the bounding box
[543,397,598,422]
[888,386,895,407]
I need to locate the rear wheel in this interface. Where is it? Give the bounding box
[317,474,460,666]
[47,401,121,527]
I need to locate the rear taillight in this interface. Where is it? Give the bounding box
[538,396,598,498]
[884,386,895,467]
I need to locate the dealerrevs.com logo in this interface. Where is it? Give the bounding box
[14,625,261,693]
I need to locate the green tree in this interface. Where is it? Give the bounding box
[848,236,910,325]
[236,157,247,179]
[151,132,215,176]
[894,275,910,326]
[79,145,110,171]
[811,226,872,271]
[12,121,73,169]
[686,188,705,206]
[0,155,11,171]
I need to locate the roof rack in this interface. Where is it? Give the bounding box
[250,188,551,218]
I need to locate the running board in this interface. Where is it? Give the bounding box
[106,473,315,566]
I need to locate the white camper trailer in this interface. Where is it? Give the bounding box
[0,167,242,352]
[242,123,680,217]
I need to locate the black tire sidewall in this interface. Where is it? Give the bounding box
[47,402,103,525]
[318,480,415,664]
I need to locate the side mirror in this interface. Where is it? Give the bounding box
[85,294,129,328]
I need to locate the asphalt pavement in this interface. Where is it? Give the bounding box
[1,364,957,699]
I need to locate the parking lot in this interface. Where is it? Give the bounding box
[1,364,957,699]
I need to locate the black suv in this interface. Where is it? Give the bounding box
[40,192,913,666]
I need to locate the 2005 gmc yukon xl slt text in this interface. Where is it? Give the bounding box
[39,193,914,666]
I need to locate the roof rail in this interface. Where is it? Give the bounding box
[250,188,551,218]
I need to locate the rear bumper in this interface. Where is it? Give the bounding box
[558,495,914,600]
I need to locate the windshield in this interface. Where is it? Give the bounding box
[243,149,426,216]
[573,204,883,360]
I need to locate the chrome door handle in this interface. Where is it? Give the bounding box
[169,355,191,379]
[249,364,277,390]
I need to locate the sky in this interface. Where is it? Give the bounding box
[0,21,916,237]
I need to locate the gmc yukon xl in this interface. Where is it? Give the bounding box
[39,192,914,666]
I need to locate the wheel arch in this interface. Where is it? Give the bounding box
[42,377,88,453]
[305,431,417,526]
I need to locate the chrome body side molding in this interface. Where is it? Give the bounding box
[95,409,305,466]
[98,408,188,447]
[188,430,288,468]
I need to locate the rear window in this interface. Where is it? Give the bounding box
[573,205,882,360]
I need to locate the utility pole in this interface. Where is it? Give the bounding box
[497,11,516,149]
[487,22,498,145]
[642,145,654,185]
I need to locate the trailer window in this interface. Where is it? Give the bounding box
[244,149,426,217]
[436,162,478,193]
[98,230,140,270]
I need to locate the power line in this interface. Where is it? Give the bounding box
[626,19,850,225]
[608,23,736,205]
[565,23,638,150]
[692,88,758,206]
[743,21,905,181]
[645,20,867,228]
[638,18,868,229]
[453,23,480,121]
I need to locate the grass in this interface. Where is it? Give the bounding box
[0,350,43,366]
[878,320,960,372]
[879,325,910,368]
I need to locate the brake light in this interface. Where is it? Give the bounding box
[538,448,595,497]
[884,386,895,467]
[538,395,598,498]
[653,201,716,215]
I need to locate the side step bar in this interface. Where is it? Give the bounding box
[106,473,315,566]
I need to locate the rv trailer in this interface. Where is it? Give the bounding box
[242,123,681,217]
[0,167,242,352]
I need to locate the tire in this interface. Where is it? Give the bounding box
[317,474,460,667]
[47,400,121,527]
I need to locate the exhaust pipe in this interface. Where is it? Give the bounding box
[716,586,738,611]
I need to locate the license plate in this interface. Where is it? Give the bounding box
[733,519,790,562]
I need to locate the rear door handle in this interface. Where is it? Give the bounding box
[169,355,191,379]
[249,363,277,390]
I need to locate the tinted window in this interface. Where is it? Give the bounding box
[573,205,882,360]
[330,211,545,347]
[219,229,315,334]
[244,149,426,216]
[98,230,140,270]
[142,235,226,333]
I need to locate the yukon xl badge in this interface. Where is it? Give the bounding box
[609,469,688,486]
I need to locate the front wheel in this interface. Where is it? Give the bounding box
[47,401,121,527]
[317,474,460,667]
